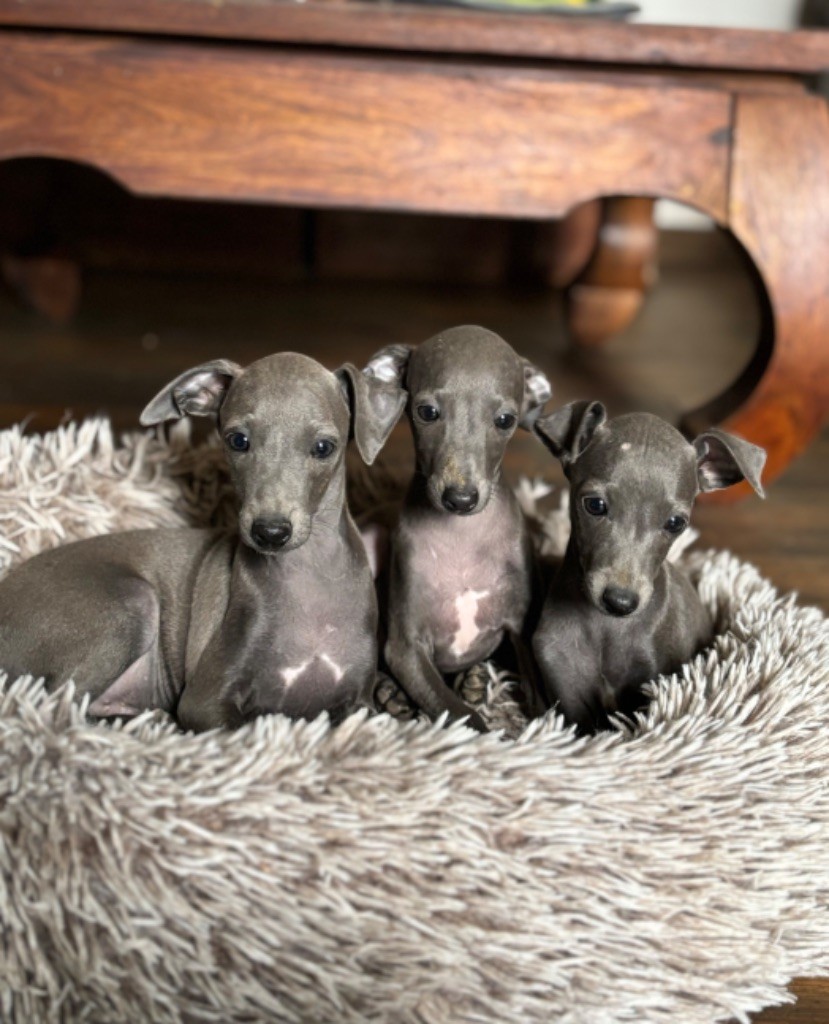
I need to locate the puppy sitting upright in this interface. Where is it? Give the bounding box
[532,401,766,733]
[0,353,405,731]
[364,325,551,730]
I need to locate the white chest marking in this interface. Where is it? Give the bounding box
[282,653,344,689]
[450,589,489,658]
[319,653,344,684]
[620,442,632,451]
[282,660,311,689]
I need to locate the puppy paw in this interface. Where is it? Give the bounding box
[454,663,490,707]
[373,674,417,721]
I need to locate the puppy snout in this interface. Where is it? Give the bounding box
[601,586,640,617]
[441,485,479,515]
[250,516,293,551]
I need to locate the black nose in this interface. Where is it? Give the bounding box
[441,486,479,514]
[601,586,640,617]
[250,516,293,550]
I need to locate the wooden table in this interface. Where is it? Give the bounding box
[0,1,828,491]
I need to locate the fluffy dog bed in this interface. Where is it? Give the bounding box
[1,420,828,1024]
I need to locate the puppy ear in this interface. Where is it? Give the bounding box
[519,358,553,429]
[140,359,242,426]
[534,400,606,467]
[363,344,413,388]
[693,428,766,497]
[336,363,407,465]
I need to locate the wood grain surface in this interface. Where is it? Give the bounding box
[683,92,829,493]
[1,0,829,75]
[0,32,732,220]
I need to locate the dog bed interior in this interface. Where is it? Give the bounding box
[1,420,828,1024]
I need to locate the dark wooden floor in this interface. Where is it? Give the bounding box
[0,226,827,1020]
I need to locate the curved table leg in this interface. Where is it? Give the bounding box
[682,92,829,497]
[547,199,602,289]
[566,196,658,347]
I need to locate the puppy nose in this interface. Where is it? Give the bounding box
[601,586,640,617]
[441,486,479,514]
[250,516,293,550]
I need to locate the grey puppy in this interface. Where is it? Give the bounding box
[531,401,766,732]
[0,353,405,730]
[364,325,552,730]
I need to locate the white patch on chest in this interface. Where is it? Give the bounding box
[319,653,344,683]
[282,653,344,689]
[450,588,489,658]
[282,660,311,689]
[620,442,632,451]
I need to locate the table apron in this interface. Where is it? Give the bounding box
[0,31,731,221]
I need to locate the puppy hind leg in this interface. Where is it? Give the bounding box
[85,578,164,719]
[87,647,160,718]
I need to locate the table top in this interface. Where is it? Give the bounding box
[1,0,828,75]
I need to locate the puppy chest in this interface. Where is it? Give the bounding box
[409,536,527,666]
[264,592,373,690]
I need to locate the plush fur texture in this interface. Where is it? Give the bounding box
[2,419,829,1023]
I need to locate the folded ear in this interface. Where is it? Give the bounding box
[534,400,606,467]
[140,359,242,426]
[519,358,553,429]
[336,363,407,465]
[693,428,766,497]
[363,344,413,389]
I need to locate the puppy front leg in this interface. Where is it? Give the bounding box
[385,630,487,732]
[177,658,244,732]
[507,628,548,720]
[532,633,606,735]
[176,618,254,732]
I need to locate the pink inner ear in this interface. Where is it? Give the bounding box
[524,367,552,406]
[87,648,157,718]
[175,376,223,416]
[696,438,738,491]
[697,465,721,491]
[366,353,402,384]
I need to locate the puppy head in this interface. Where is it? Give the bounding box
[142,353,404,553]
[365,326,551,515]
[535,404,765,615]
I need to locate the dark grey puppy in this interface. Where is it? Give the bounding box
[364,325,552,730]
[0,353,405,730]
[531,401,766,732]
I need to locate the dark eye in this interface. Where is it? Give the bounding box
[312,438,336,459]
[225,431,249,452]
[583,495,608,517]
[664,514,688,535]
[494,412,517,431]
[417,404,440,423]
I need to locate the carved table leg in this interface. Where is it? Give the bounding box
[566,196,658,347]
[547,199,602,289]
[682,93,829,497]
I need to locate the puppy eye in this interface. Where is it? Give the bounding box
[312,438,336,459]
[225,431,249,452]
[494,412,516,431]
[583,496,608,517]
[417,404,440,423]
[664,514,688,535]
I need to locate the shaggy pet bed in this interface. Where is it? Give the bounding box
[1,420,829,1024]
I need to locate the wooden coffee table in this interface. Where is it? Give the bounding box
[0,0,828,492]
